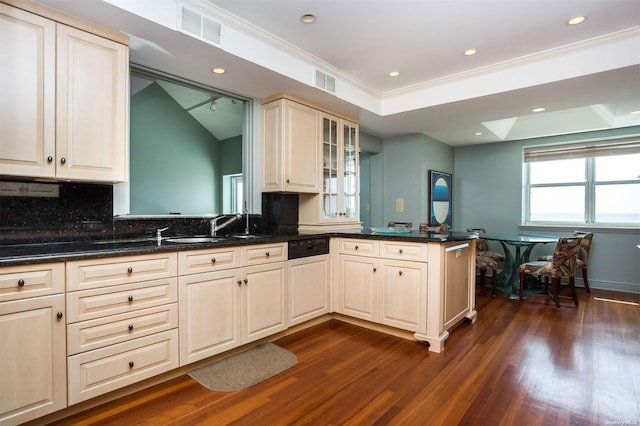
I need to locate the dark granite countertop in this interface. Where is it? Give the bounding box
[0,230,476,266]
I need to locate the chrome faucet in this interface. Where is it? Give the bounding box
[210,214,242,237]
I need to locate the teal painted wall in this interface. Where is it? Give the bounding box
[454,125,640,292]
[130,83,221,215]
[381,133,453,228]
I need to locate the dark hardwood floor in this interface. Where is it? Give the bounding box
[53,287,640,425]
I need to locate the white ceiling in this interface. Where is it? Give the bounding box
[35,0,640,146]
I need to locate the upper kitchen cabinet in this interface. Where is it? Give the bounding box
[262,97,320,193]
[299,114,360,232]
[0,2,129,182]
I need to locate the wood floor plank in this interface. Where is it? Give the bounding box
[46,288,640,425]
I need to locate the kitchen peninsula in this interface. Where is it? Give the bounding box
[1,229,476,425]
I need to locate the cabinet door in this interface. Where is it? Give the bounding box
[288,255,330,326]
[341,121,359,220]
[379,259,427,332]
[0,294,66,425]
[178,269,241,365]
[242,262,287,343]
[0,5,56,178]
[444,243,471,327]
[56,24,128,182]
[338,255,378,322]
[284,100,320,192]
[262,99,320,193]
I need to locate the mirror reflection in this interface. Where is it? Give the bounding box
[129,70,245,215]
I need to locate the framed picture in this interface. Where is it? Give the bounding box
[428,170,452,227]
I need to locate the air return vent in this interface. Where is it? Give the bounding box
[315,69,336,93]
[179,5,222,46]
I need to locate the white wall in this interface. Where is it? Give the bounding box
[453,126,640,293]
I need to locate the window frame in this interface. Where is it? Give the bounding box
[523,138,640,227]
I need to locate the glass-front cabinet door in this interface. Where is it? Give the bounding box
[322,117,339,219]
[342,123,358,220]
[321,115,359,222]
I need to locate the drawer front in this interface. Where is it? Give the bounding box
[67,303,178,355]
[66,252,177,291]
[0,262,64,302]
[66,278,178,323]
[380,241,428,262]
[178,247,240,275]
[339,238,380,257]
[67,329,179,405]
[241,243,287,266]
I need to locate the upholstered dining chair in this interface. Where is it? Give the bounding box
[419,223,448,233]
[388,221,412,229]
[467,228,504,297]
[519,236,582,308]
[538,231,593,294]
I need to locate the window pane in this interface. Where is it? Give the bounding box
[595,183,640,223]
[595,154,640,182]
[529,186,584,222]
[529,159,585,184]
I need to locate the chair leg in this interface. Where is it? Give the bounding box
[491,268,497,297]
[519,272,525,299]
[552,277,561,309]
[570,276,579,306]
[543,276,550,293]
[582,268,591,294]
[479,269,486,288]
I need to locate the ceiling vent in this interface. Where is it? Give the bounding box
[179,5,222,46]
[315,69,336,94]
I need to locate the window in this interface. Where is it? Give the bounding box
[222,173,244,213]
[523,138,640,225]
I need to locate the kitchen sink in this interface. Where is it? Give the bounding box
[165,237,225,244]
[227,233,267,239]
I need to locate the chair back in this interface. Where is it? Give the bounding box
[420,223,448,233]
[551,237,582,277]
[467,228,488,251]
[573,231,593,266]
[388,221,412,229]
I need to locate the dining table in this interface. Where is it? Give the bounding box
[480,232,558,299]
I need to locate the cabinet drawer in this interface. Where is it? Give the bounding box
[380,241,428,262]
[178,247,240,275]
[0,262,64,302]
[66,252,177,291]
[67,329,179,405]
[241,243,287,265]
[339,238,379,257]
[67,303,178,355]
[66,278,177,323]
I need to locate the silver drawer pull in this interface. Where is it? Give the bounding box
[17,279,25,287]
[129,361,134,368]
[399,249,403,254]
[128,324,134,331]
[127,267,133,274]
[128,295,134,302]
[211,257,216,263]
[265,251,270,257]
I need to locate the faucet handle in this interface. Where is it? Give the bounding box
[156,227,169,239]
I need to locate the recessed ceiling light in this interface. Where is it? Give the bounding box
[474,132,483,136]
[568,16,586,25]
[389,71,400,77]
[464,49,477,56]
[300,13,316,23]
[631,110,640,115]
[211,68,226,74]
[532,107,546,113]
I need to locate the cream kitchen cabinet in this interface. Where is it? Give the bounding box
[299,115,360,232]
[0,263,66,426]
[65,253,178,405]
[262,97,320,193]
[0,2,128,182]
[288,254,330,326]
[337,238,428,332]
[178,243,287,366]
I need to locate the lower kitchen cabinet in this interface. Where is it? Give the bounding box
[178,243,288,366]
[179,268,242,365]
[67,329,179,405]
[0,294,67,425]
[337,254,378,322]
[379,259,427,332]
[288,254,330,326]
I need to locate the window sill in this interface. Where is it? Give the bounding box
[520,224,640,234]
